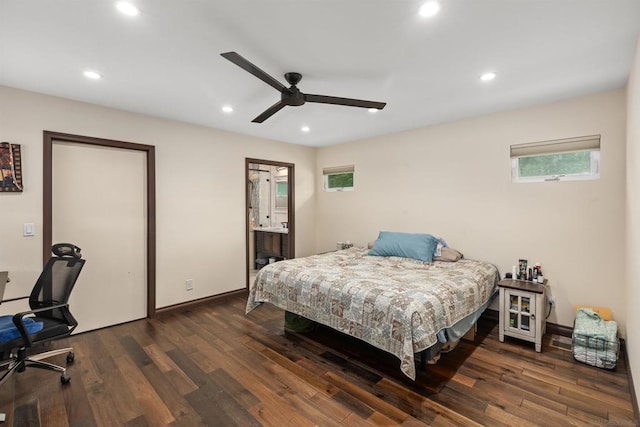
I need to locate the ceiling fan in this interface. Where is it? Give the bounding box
[221,51,387,123]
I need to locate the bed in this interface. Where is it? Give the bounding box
[246,246,499,379]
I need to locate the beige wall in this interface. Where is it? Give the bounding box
[0,85,316,309]
[626,36,640,405]
[317,89,627,331]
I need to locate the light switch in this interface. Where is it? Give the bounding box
[23,223,35,236]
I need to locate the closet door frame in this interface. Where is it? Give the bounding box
[43,130,157,318]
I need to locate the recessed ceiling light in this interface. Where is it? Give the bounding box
[116,2,139,16]
[480,72,497,82]
[368,108,379,113]
[419,1,440,17]
[83,70,102,80]
[222,105,233,113]
[301,126,310,132]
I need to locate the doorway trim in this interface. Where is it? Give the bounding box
[245,158,295,290]
[43,131,157,318]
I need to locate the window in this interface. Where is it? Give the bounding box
[323,165,354,191]
[510,135,600,183]
[275,180,288,209]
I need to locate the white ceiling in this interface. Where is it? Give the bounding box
[1,1,639,147]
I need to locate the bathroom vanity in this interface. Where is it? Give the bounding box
[253,227,289,269]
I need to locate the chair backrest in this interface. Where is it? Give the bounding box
[29,246,85,326]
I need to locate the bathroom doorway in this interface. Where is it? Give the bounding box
[246,158,295,290]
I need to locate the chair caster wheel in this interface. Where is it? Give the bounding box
[66,352,75,363]
[61,374,71,384]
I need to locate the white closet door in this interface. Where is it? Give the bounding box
[52,141,147,333]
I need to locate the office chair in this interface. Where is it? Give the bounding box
[0,243,85,386]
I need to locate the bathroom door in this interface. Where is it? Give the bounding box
[245,158,295,290]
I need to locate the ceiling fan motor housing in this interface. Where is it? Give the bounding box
[283,85,305,106]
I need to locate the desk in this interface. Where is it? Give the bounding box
[0,271,8,303]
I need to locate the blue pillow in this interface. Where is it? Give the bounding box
[0,315,44,343]
[368,231,439,262]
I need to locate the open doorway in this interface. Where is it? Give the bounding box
[245,158,295,290]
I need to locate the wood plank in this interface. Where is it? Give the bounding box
[83,380,129,426]
[330,389,375,420]
[606,410,638,426]
[522,367,633,412]
[115,354,175,425]
[142,343,177,373]
[139,364,203,426]
[247,402,316,427]
[32,363,70,427]
[243,336,340,397]
[14,400,40,427]
[565,406,609,426]
[61,367,98,426]
[322,371,412,424]
[428,383,490,423]
[308,390,354,422]
[272,389,346,427]
[483,404,538,427]
[95,326,130,359]
[366,410,409,425]
[377,377,480,426]
[183,334,223,374]
[576,375,636,400]
[209,368,260,409]
[342,412,378,426]
[98,363,148,424]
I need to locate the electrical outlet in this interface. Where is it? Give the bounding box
[186,279,193,291]
[548,295,555,306]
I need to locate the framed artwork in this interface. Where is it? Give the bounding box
[0,142,23,192]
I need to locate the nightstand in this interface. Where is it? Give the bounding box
[498,279,547,352]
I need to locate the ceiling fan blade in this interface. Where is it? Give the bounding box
[221,51,289,93]
[305,94,386,110]
[252,100,287,123]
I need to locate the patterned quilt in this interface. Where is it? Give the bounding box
[246,247,498,379]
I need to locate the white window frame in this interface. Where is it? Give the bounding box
[274,178,288,211]
[510,135,601,183]
[323,165,354,192]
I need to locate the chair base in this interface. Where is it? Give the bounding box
[0,346,74,386]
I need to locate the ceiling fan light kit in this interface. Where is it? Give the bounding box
[221,51,386,123]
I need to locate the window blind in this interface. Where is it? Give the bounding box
[322,165,354,175]
[510,135,600,158]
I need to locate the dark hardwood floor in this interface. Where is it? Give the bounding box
[1,293,636,426]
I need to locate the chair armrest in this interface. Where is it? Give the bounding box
[11,302,70,347]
